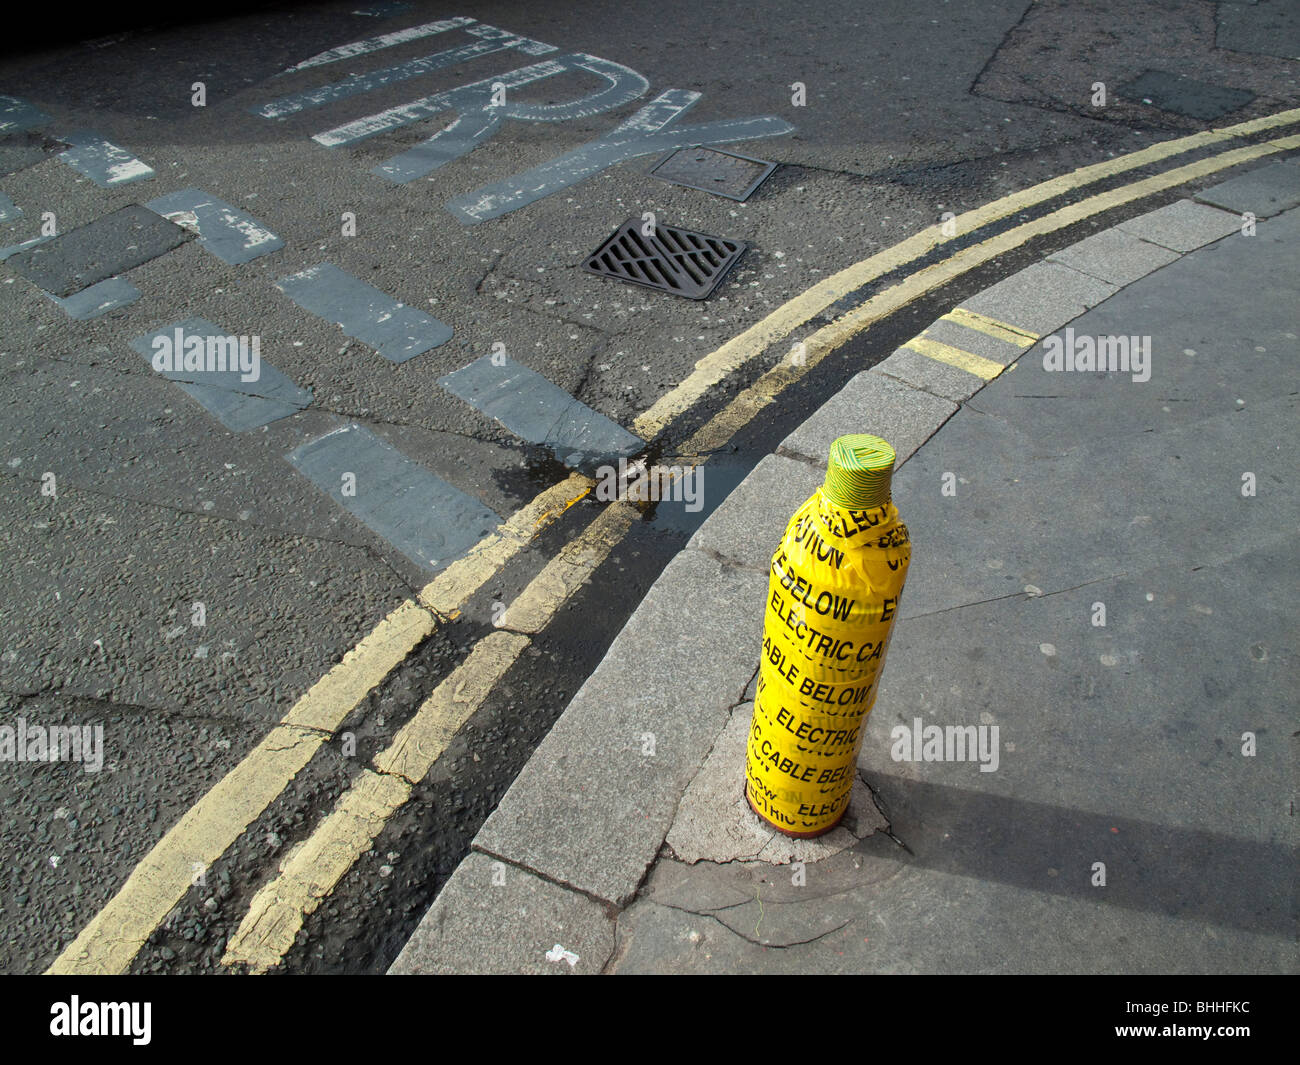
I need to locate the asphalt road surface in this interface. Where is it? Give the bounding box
[1,0,1296,974]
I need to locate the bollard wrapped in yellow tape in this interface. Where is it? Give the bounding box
[745,434,910,837]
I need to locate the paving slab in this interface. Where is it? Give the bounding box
[1194,157,1300,219]
[473,549,767,906]
[687,453,822,571]
[892,389,1297,621]
[5,204,189,297]
[1045,226,1180,286]
[778,369,958,469]
[387,852,614,975]
[867,554,1295,844]
[1114,199,1243,252]
[977,204,1300,455]
[957,260,1118,337]
[612,852,1294,973]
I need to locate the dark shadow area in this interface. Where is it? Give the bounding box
[867,773,1296,937]
[0,1,328,58]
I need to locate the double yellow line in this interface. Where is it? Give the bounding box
[640,106,1300,450]
[680,126,1300,456]
[46,473,595,974]
[221,503,637,972]
[48,105,1300,975]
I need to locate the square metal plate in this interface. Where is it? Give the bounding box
[648,145,777,202]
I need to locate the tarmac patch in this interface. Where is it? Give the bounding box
[1118,70,1255,121]
[6,204,189,297]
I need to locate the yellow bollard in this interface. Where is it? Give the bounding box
[745,434,911,837]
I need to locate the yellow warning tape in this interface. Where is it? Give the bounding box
[747,436,910,837]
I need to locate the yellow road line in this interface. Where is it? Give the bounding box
[941,307,1040,345]
[220,502,639,972]
[221,632,527,973]
[46,723,321,976]
[53,114,1300,978]
[497,503,638,634]
[215,123,1300,973]
[47,472,592,975]
[417,472,594,616]
[680,136,1297,456]
[372,630,533,784]
[281,600,437,732]
[631,106,1300,441]
[905,336,1005,380]
[223,768,413,973]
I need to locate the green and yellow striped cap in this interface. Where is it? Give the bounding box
[822,434,895,510]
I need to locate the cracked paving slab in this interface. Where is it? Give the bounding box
[389,851,614,975]
[612,841,908,969]
[666,701,887,865]
[611,854,1296,973]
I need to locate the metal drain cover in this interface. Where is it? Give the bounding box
[582,218,746,300]
[649,145,777,202]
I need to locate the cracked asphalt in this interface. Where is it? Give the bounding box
[2,0,1297,974]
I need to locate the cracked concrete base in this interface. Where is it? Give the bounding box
[665,702,887,866]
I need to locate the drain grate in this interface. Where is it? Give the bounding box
[583,218,746,300]
[649,145,777,202]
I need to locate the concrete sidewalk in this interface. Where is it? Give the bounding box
[390,159,1299,975]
